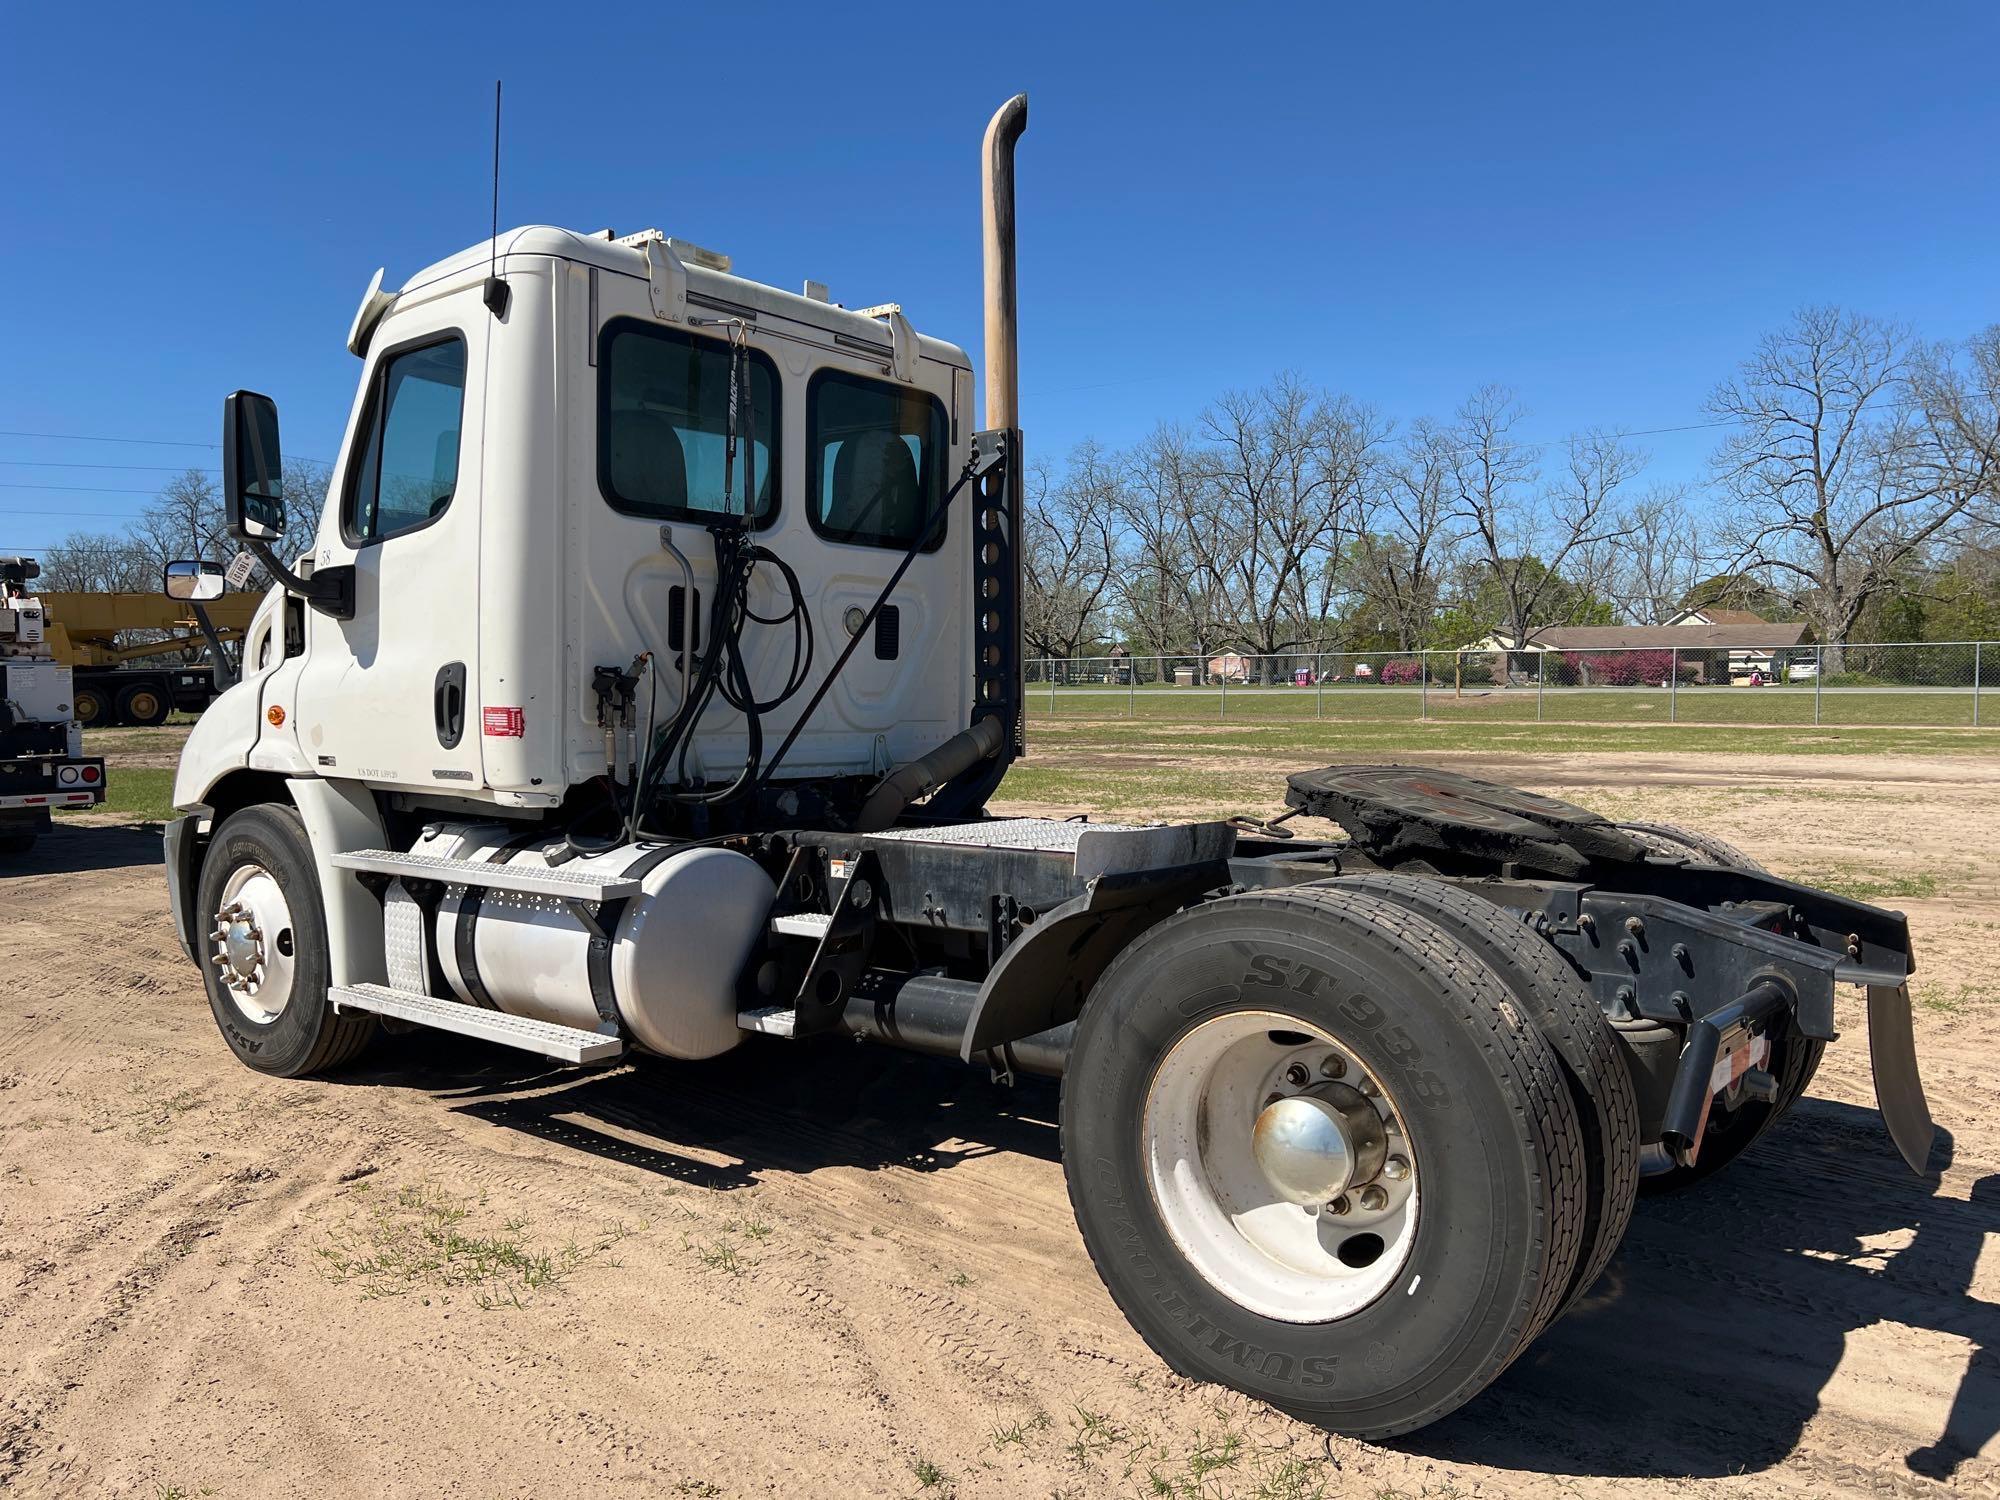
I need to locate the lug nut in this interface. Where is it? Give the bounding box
[1382,1155,1411,1181]
[1319,1055,1346,1079]
[1327,1194,1352,1216]
[1358,1185,1389,1212]
[1285,1063,1310,1088]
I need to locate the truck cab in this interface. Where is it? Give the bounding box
[176,227,1001,828]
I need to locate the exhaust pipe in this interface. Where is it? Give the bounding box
[981,94,1028,430]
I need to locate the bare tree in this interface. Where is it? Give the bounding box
[39,458,329,613]
[129,469,226,575]
[1447,386,1642,648]
[1353,418,1463,648]
[1023,442,1119,668]
[1116,423,1225,676]
[1710,307,1989,664]
[1194,374,1382,677]
[1912,324,2000,539]
[37,532,154,592]
[1578,485,1709,624]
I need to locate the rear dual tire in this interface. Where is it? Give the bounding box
[1323,873,1640,1315]
[1061,885,1591,1437]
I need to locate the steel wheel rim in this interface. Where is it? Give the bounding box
[209,863,298,1025]
[1143,1009,1419,1323]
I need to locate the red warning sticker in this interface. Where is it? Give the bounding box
[482,706,525,738]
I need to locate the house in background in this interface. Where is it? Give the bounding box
[1662,605,1773,628]
[1468,619,1814,684]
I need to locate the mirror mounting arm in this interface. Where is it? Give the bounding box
[188,602,239,690]
[241,537,354,621]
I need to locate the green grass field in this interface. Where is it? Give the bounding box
[55,766,178,826]
[994,715,2000,816]
[1016,714,1998,758]
[1029,681,1994,729]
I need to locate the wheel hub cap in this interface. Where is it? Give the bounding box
[1142,1011,1420,1323]
[1253,1082,1387,1205]
[218,904,262,983]
[208,865,296,1025]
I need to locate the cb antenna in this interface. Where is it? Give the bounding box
[482,80,510,317]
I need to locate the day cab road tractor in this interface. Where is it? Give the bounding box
[162,97,1935,1436]
[1,557,106,854]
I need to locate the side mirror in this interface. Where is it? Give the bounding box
[222,390,286,542]
[164,559,226,602]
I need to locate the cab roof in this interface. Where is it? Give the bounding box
[396,225,971,372]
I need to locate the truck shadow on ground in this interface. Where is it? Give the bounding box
[1403,1101,1995,1484]
[350,1030,1062,1194]
[9,822,163,876]
[344,1039,1993,1484]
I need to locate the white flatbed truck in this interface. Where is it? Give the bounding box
[2,557,107,854]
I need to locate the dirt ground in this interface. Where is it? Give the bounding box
[3,741,1997,1498]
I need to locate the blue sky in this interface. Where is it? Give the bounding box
[3,1,1995,553]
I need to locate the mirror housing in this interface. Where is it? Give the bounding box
[214,389,352,619]
[164,559,226,603]
[222,390,286,542]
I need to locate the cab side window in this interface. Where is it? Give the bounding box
[345,336,468,544]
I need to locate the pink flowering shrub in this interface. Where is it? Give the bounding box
[1378,659,1424,685]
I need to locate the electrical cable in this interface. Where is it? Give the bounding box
[754,455,981,796]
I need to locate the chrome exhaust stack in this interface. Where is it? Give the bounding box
[981,94,1028,430]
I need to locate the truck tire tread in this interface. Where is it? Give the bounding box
[1062,884,1589,1437]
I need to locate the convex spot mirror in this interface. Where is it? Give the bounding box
[164,559,225,603]
[223,390,286,542]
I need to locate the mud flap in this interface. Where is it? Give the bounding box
[1868,983,1936,1174]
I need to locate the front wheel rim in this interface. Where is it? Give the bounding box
[1143,1009,1420,1323]
[208,863,298,1025]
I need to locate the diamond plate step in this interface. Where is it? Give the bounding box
[738,1005,798,1037]
[771,911,833,938]
[330,983,625,1063]
[329,849,641,901]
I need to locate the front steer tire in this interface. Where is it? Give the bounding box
[1061,885,1590,1438]
[196,803,375,1078]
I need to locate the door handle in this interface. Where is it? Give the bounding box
[434,662,467,749]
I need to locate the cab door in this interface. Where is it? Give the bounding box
[291,292,484,789]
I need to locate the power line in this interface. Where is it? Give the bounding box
[0,430,331,464]
[0,428,219,449]
[0,460,224,473]
[0,509,158,518]
[0,483,163,495]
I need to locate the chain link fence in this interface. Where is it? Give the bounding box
[1025,642,2000,728]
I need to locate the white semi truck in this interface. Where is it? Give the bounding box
[1,557,107,854]
[162,98,1934,1436]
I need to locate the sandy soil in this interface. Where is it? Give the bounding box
[2,744,1997,1498]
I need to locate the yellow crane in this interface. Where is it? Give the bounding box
[38,590,261,725]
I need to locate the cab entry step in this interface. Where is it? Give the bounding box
[329,848,641,901]
[329,983,626,1064]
